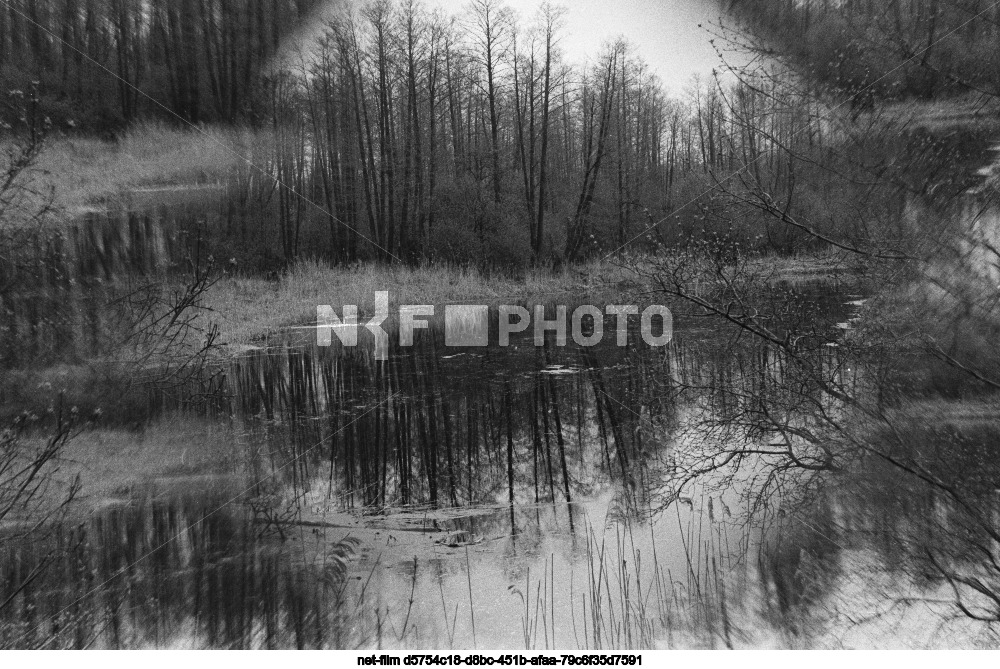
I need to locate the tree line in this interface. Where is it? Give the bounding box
[243,0,831,266]
[730,0,1000,103]
[0,0,321,128]
[0,0,845,267]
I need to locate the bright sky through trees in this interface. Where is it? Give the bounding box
[500,0,730,93]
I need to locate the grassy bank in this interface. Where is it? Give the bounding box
[0,252,849,426]
[61,418,240,502]
[6,417,242,524]
[28,123,246,217]
[204,252,861,346]
[204,259,642,346]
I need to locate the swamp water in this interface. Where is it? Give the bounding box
[0,211,862,649]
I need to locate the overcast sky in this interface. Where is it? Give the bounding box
[302,0,739,95]
[499,0,733,94]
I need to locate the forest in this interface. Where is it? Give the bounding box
[0,0,858,268]
[731,0,1000,102]
[0,0,324,127]
[3,0,1000,651]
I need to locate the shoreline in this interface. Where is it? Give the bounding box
[206,252,859,348]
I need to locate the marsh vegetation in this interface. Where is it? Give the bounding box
[2,0,1000,650]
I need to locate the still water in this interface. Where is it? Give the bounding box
[0,216,858,647]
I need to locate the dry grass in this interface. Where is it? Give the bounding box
[29,122,265,217]
[202,253,850,347]
[745,248,863,283]
[205,259,639,346]
[879,94,1000,132]
[49,417,241,512]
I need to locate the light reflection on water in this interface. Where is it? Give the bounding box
[0,286,855,648]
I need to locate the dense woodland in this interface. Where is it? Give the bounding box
[2,0,980,273]
[732,0,1000,103]
[1,0,858,268]
[224,0,838,266]
[0,0,324,127]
